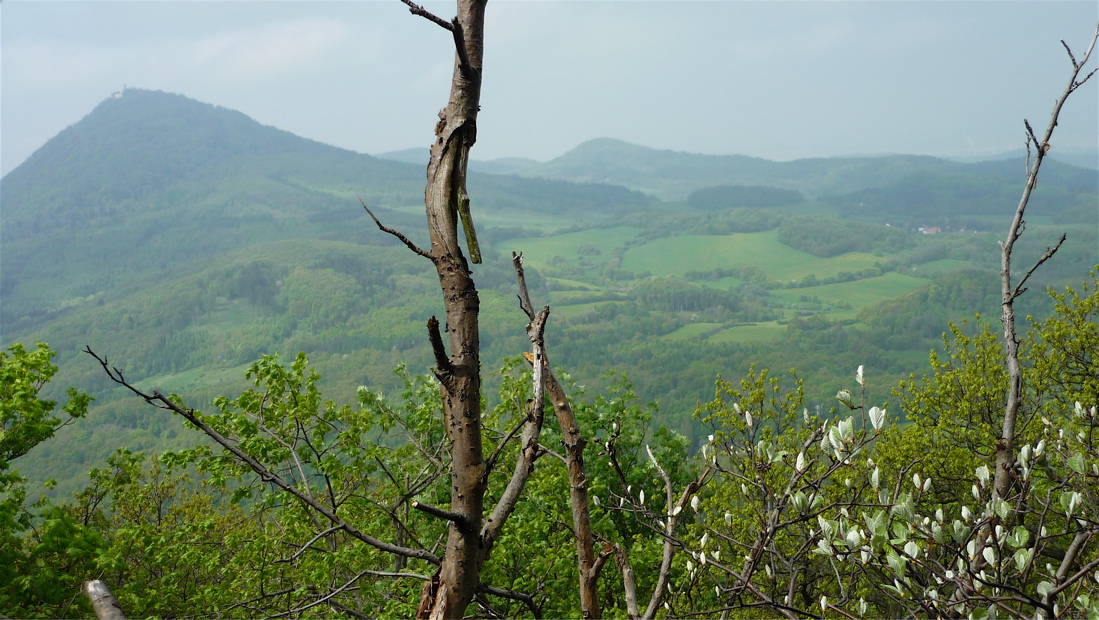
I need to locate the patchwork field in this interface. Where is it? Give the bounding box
[487,225,950,346]
[620,230,887,282]
[767,272,928,310]
[499,226,644,270]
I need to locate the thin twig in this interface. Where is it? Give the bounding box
[360,198,433,260]
[511,252,535,319]
[262,569,372,619]
[399,0,453,31]
[1010,234,1066,301]
[277,524,345,564]
[478,583,541,618]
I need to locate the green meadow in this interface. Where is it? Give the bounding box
[767,272,928,310]
[619,230,887,282]
[498,226,644,270]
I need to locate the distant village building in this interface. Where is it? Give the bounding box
[918,226,941,235]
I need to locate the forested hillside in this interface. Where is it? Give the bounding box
[2,88,1095,498]
[2,85,1098,618]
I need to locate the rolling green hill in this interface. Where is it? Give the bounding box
[3,89,1095,498]
[0,89,652,334]
[514,137,1098,210]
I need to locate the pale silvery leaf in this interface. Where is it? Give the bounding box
[828,426,844,452]
[724,512,732,525]
[856,365,864,386]
[1013,548,1032,572]
[871,467,880,490]
[836,389,855,409]
[795,451,806,472]
[846,529,863,548]
[904,541,919,558]
[868,406,886,431]
[745,410,753,428]
[975,465,990,486]
[593,495,600,507]
[983,546,996,566]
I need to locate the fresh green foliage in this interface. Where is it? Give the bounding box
[0,343,94,618]
[1,343,92,466]
[672,277,1099,617]
[777,215,915,258]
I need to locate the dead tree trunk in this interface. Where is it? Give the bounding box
[84,580,126,620]
[993,24,1097,505]
[514,252,607,618]
[383,1,489,617]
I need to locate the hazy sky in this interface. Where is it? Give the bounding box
[2,1,1097,176]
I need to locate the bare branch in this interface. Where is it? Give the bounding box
[450,18,478,83]
[640,447,707,620]
[399,0,454,31]
[992,24,1099,525]
[412,500,473,533]
[262,569,373,620]
[481,306,549,547]
[485,411,529,472]
[360,198,433,260]
[511,252,535,319]
[277,525,344,564]
[478,583,541,618]
[1010,234,1066,301]
[84,346,440,566]
[1062,39,1078,68]
[426,316,453,377]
